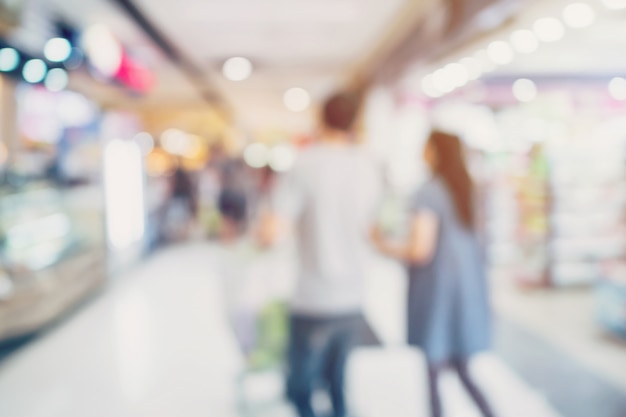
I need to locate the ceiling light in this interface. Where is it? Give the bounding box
[602,0,626,10]
[83,25,123,78]
[44,38,72,62]
[444,63,469,88]
[44,68,69,92]
[433,68,455,94]
[244,143,269,168]
[513,78,538,102]
[510,30,539,54]
[533,18,565,42]
[222,57,253,81]
[609,77,626,100]
[23,59,47,83]
[269,145,296,172]
[460,57,482,80]
[0,48,19,72]
[487,41,514,65]
[161,129,191,155]
[563,3,596,28]
[421,74,442,98]
[284,87,311,112]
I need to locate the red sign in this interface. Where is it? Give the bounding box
[115,53,155,93]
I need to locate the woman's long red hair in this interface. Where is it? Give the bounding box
[428,131,475,230]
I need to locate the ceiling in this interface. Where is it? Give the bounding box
[132,0,415,132]
[24,0,201,106]
[37,0,426,134]
[407,0,626,84]
[492,2,626,77]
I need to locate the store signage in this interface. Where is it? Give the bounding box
[82,25,155,93]
[115,52,155,93]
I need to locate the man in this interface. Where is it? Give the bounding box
[259,91,382,417]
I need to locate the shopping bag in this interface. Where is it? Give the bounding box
[219,242,295,371]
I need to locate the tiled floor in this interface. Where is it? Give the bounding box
[0,242,597,417]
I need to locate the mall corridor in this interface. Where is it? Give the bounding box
[0,242,564,417]
[2,0,626,416]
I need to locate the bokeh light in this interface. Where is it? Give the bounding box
[161,129,191,156]
[83,25,123,77]
[432,68,453,94]
[460,57,482,80]
[244,143,269,168]
[510,30,539,54]
[444,63,469,88]
[23,59,48,83]
[222,57,253,81]
[487,41,514,65]
[563,3,596,29]
[512,78,538,102]
[0,48,20,72]
[45,68,69,92]
[44,38,72,62]
[422,74,443,98]
[533,18,565,43]
[609,77,626,100]
[269,145,296,172]
[284,87,311,112]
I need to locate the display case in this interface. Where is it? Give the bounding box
[0,184,106,342]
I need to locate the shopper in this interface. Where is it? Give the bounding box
[166,160,197,240]
[372,131,496,417]
[258,91,382,417]
[213,150,249,242]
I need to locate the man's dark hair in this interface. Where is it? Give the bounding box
[322,91,362,132]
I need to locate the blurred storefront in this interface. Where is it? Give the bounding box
[366,0,626,345]
[0,78,107,343]
[0,10,161,342]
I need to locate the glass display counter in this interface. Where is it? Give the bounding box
[0,183,106,342]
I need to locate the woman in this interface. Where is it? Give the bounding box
[373,131,495,417]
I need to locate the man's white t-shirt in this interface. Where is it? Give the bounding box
[273,143,382,316]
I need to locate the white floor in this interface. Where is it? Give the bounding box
[0,242,562,417]
[492,270,626,393]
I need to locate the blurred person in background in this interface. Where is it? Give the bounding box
[211,143,249,243]
[372,131,496,417]
[166,159,197,241]
[258,91,382,417]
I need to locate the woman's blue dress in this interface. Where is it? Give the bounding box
[407,177,491,364]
